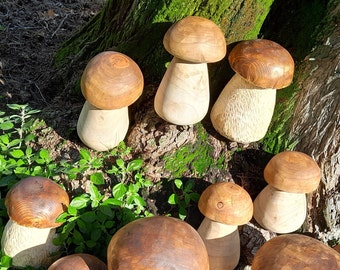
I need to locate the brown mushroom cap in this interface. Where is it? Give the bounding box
[163,16,226,63]
[252,234,340,270]
[198,182,253,225]
[107,216,209,270]
[5,176,69,228]
[81,51,144,110]
[264,151,321,193]
[48,254,107,270]
[228,39,294,89]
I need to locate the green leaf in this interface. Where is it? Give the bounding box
[190,192,200,202]
[168,193,178,205]
[174,179,183,189]
[39,149,50,160]
[102,198,122,206]
[99,205,114,217]
[56,212,70,223]
[72,229,84,244]
[184,180,195,192]
[127,159,143,172]
[91,229,101,241]
[90,172,105,185]
[70,196,90,209]
[67,205,78,216]
[79,148,91,161]
[116,158,125,168]
[0,121,14,131]
[0,254,12,267]
[9,149,24,158]
[112,183,127,199]
[80,212,97,223]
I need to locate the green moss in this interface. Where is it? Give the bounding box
[163,123,226,178]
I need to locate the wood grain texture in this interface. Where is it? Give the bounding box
[154,57,210,125]
[210,73,276,143]
[252,234,340,270]
[5,176,69,228]
[163,16,226,63]
[253,185,307,233]
[48,254,107,270]
[228,39,294,89]
[263,151,321,193]
[81,51,144,110]
[107,216,209,270]
[77,101,129,151]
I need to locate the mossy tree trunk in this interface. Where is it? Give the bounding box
[54,0,274,92]
[262,0,339,245]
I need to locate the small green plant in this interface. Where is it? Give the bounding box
[168,178,200,220]
[54,155,153,261]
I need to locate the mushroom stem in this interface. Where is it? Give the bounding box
[197,217,240,270]
[1,219,60,268]
[154,57,210,125]
[77,101,129,151]
[210,73,276,143]
[253,184,307,233]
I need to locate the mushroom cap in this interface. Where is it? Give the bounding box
[163,16,226,63]
[81,51,144,110]
[107,216,209,270]
[5,176,69,228]
[252,234,340,270]
[48,254,107,270]
[228,39,294,89]
[198,182,253,225]
[264,151,321,193]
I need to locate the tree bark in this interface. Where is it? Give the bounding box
[289,3,340,244]
[263,0,339,245]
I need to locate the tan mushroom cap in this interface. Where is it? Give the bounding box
[5,176,69,228]
[163,16,226,63]
[107,216,209,270]
[228,39,294,89]
[81,51,144,110]
[264,151,321,193]
[252,234,340,270]
[48,253,107,270]
[198,182,253,225]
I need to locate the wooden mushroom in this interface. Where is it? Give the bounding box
[154,16,226,125]
[107,216,209,270]
[253,151,321,233]
[77,51,144,151]
[210,39,294,143]
[48,253,107,270]
[197,182,253,270]
[1,176,69,268]
[252,234,340,269]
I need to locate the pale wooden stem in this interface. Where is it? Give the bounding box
[210,73,276,143]
[77,101,129,151]
[154,57,210,125]
[253,185,307,233]
[1,219,60,268]
[197,217,240,270]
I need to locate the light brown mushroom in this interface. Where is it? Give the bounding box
[210,39,294,143]
[154,16,226,125]
[197,182,253,270]
[253,151,321,233]
[252,234,340,269]
[107,216,209,269]
[48,253,107,270]
[77,51,144,151]
[1,176,69,268]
